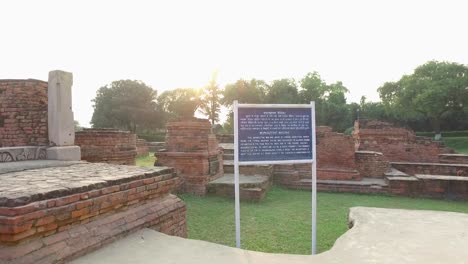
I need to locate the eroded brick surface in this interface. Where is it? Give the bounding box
[0,163,186,263]
[353,120,453,162]
[75,129,137,165]
[0,80,48,148]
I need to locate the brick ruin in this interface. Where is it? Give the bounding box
[215,119,468,199]
[75,128,137,165]
[0,79,48,148]
[353,119,453,162]
[0,164,186,263]
[155,118,223,195]
[274,126,361,188]
[0,72,187,263]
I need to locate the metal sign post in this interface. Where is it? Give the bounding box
[233,101,317,254]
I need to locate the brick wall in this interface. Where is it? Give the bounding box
[391,162,468,177]
[388,176,468,200]
[353,119,453,162]
[439,154,468,165]
[0,79,48,147]
[273,126,360,184]
[156,119,223,195]
[0,168,186,263]
[317,126,357,170]
[355,151,390,178]
[75,129,137,165]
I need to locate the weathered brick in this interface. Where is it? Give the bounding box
[55,194,81,207]
[35,215,55,226]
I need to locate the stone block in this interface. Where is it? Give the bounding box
[46,146,81,161]
[48,70,75,146]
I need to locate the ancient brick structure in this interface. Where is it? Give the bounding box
[75,129,137,165]
[439,154,468,165]
[353,119,453,162]
[156,118,223,195]
[0,79,48,147]
[273,126,361,187]
[136,138,149,157]
[355,151,390,178]
[0,164,186,263]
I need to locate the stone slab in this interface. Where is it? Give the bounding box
[70,207,468,264]
[46,145,81,161]
[316,177,388,186]
[0,160,84,174]
[0,163,174,207]
[415,174,468,181]
[384,167,408,177]
[209,173,269,186]
[391,161,468,167]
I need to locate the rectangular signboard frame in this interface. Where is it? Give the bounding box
[233,101,317,255]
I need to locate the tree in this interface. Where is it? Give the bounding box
[199,72,222,125]
[222,79,268,106]
[91,80,161,132]
[157,88,201,120]
[299,72,351,131]
[74,120,83,132]
[265,79,298,103]
[378,61,468,138]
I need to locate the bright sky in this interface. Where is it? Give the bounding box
[1,0,467,127]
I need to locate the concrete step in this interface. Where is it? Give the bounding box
[207,173,271,201]
[222,160,273,176]
[281,177,389,194]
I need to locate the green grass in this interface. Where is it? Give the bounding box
[180,187,468,254]
[443,137,468,154]
[135,152,156,167]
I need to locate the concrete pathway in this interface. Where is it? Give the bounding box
[71,207,468,264]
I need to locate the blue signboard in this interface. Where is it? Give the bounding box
[237,107,313,162]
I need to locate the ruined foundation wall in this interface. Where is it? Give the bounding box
[156,119,223,195]
[0,80,48,147]
[0,166,186,264]
[274,126,361,185]
[355,151,390,178]
[75,129,137,165]
[353,119,453,163]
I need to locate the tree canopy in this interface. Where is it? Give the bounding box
[378,61,468,135]
[157,88,201,120]
[91,80,161,132]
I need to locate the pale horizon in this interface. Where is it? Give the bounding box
[1,0,467,127]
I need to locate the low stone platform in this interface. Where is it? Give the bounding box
[207,174,271,202]
[0,161,186,263]
[281,177,388,194]
[71,207,468,264]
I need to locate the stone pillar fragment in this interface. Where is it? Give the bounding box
[46,70,81,160]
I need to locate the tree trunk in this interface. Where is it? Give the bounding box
[431,116,442,140]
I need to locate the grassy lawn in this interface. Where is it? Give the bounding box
[135,152,156,167]
[443,137,468,154]
[180,187,468,254]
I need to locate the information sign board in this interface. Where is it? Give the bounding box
[233,102,317,255]
[237,107,313,163]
